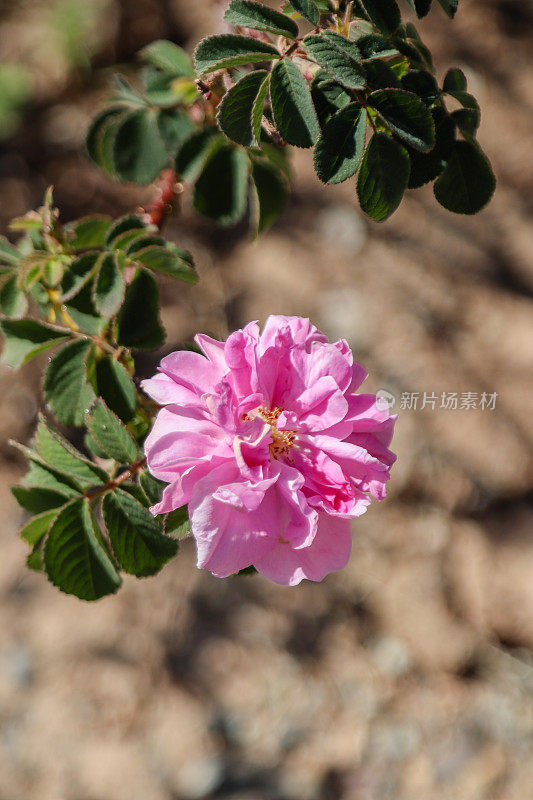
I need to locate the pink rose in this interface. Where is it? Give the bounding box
[142,316,396,585]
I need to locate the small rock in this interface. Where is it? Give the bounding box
[369,635,412,678]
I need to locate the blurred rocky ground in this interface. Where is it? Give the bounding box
[0,1,532,798]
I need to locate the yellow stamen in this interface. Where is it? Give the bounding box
[252,406,296,459]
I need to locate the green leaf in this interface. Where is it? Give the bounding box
[270,58,320,148]
[434,140,495,214]
[44,498,122,601]
[64,280,105,336]
[27,544,44,572]
[175,128,219,181]
[12,486,70,514]
[405,0,432,16]
[133,245,198,284]
[61,252,99,303]
[34,416,107,486]
[224,1,299,39]
[368,88,435,151]
[447,90,480,137]
[139,470,165,505]
[437,0,458,18]
[19,509,58,546]
[303,34,366,90]
[313,103,367,184]
[0,274,28,318]
[85,399,139,464]
[0,236,21,266]
[109,228,148,253]
[407,107,455,188]
[140,39,195,78]
[322,31,364,62]
[357,132,410,221]
[116,268,165,350]
[86,106,124,174]
[252,72,271,145]
[311,71,351,127]
[194,34,280,75]
[0,319,67,369]
[102,489,178,578]
[290,0,319,25]
[443,67,466,93]
[125,234,166,254]
[105,215,146,247]
[20,457,81,497]
[364,59,401,91]
[66,215,112,250]
[112,109,168,185]
[157,109,195,151]
[95,357,137,423]
[250,157,289,234]
[360,0,401,34]
[355,34,399,61]
[193,145,250,225]
[400,69,439,106]
[217,70,270,147]
[164,506,190,538]
[93,252,125,318]
[43,339,96,427]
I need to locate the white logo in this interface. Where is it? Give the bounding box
[376,389,396,411]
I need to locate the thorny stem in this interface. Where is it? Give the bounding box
[85,457,147,502]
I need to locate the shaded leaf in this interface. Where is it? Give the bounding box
[12,486,70,514]
[193,145,250,225]
[19,509,59,546]
[443,67,466,93]
[0,319,67,369]
[66,215,112,250]
[140,40,195,78]
[0,236,21,266]
[133,244,198,283]
[437,0,459,18]
[434,140,495,214]
[0,274,28,318]
[116,268,165,350]
[224,1,299,38]
[314,103,367,184]
[175,128,219,181]
[105,215,146,247]
[43,339,96,426]
[85,399,139,464]
[368,88,435,151]
[270,58,320,148]
[139,470,165,505]
[217,70,269,147]
[355,34,399,61]
[93,252,125,318]
[250,157,289,233]
[290,0,319,25]
[112,109,168,184]
[102,489,178,578]
[357,132,410,221]
[44,498,122,601]
[164,506,191,538]
[34,416,107,486]
[303,34,366,90]
[400,69,439,106]
[360,0,401,34]
[95,357,137,423]
[407,107,455,188]
[194,34,280,75]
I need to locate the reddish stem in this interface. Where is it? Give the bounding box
[139,168,181,230]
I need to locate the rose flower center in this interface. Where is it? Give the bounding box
[255,406,296,459]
